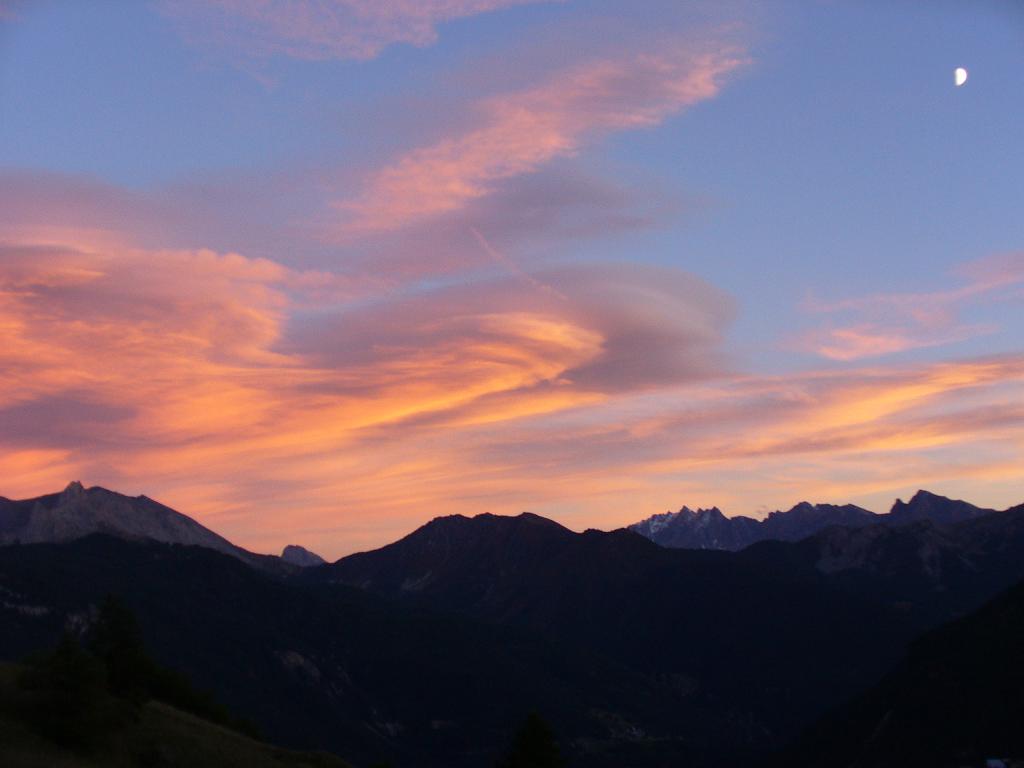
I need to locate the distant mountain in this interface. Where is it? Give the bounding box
[281,544,326,567]
[0,482,284,571]
[776,577,1024,767]
[887,488,996,525]
[628,506,762,550]
[629,490,993,551]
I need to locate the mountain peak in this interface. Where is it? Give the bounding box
[281,544,326,567]
[62,480,86,498]
[0,483,261,566]
[888,489,993,525]
[909,489,946,502]
[696,506,725,518]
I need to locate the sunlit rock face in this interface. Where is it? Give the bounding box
[0,481,247,561]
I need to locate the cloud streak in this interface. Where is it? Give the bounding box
[335,47,747,234]
[797,252,1024,361]
[160,0,557,62]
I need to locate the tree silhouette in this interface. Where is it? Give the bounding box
[18,632,121,752]
[90,594,154,705]
[497,712,566,768]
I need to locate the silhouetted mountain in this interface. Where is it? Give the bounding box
[776,577,1024,767]
[629,490,995,551]
[888,488,994,525]
[328,512,578,613]
[3,488,1023,767]
[0,483,285,572]
[281,545,325,567]
[314,502,1024,762]
[0,535,684,768]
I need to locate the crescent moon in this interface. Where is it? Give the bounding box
[955,67,968,87]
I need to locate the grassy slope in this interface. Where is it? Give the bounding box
[0,664,352,768]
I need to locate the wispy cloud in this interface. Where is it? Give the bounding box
[334,46,747,234]
[159,0,558,62]
[796,252,1024,361]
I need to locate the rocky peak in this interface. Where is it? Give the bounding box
[61,480,86,499]
[888,490,993,525]
[281,544,326,567]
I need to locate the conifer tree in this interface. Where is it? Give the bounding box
[90,594,154,704]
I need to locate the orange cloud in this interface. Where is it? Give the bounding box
[0,227,736,554]
[336,47,747,233]
[160,0,558,62]
[1,220,1021,557]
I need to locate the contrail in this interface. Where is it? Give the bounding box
[469,226,568,301]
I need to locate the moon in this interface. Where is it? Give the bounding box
[955,67,968,87]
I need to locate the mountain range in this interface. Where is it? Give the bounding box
[1,483,1022,767]
[628,490,996,551]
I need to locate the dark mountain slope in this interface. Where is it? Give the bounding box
[740,503,1024,626]
[777,578,1024,767]
[333,512,577,616]
[0,535,686,768]
[0,662,352,768]
[317,514,924,753]
[316,505,1024,758]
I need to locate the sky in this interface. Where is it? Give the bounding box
[1,0,1023,558]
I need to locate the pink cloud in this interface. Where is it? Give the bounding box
[797,252,1024,361]
[159,0,558,62]
[334,47,747,233]
[804,322,997,362]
